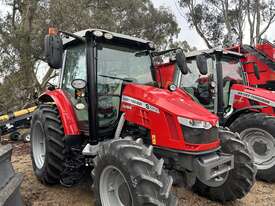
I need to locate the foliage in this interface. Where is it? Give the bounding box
[179,0,275,47]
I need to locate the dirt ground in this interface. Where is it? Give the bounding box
[3,140,275,206]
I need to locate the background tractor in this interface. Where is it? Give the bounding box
[157,48,275,182]
[31,29,255,206]
[227,39,275,90]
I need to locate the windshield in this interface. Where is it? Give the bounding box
[176,54,245,112]
[177,57,214,89]
[221,56,244,84]
[177,55,244,88]
[97,44,153,84]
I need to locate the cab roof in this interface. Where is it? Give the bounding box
[62,28,153,48]
[186,48,244,58]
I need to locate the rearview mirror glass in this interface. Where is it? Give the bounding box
[175,50,188,75]
[44,34,63,69]
[196,54,208,75]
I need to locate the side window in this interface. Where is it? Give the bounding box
[62,44,88,122]
[221,58,243,83]
[62,44,86,95]
[221,57,243,108]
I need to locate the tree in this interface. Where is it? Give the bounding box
[179,0,225,48]
[247,0,275,45]
[0,0,180,112]
[178,0,275,47]
[169,40,197,52]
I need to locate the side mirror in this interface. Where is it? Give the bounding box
[175,50,188,75]
[196,54,208,75]
[44,34,63,69]
[243,61,260,80]
[253,63,260,80]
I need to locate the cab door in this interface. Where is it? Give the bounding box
[61,44,89,131]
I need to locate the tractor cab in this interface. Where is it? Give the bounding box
[174,49,249,119]
[173,49,275,121]
[45,28,157,142]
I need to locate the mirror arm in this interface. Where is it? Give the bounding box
[60,31,85,42]
[151,47,182,57]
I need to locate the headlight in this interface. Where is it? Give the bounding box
[177,116,212,129]
[93,30,103,37]
[104,33,113,39]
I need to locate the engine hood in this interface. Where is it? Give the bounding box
[122,84,219,126]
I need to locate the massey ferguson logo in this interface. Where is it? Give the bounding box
[122,95,160,113]
[229,90,275,107]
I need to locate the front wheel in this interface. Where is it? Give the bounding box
[93,138,177,206]
[192,129,256,202]
[230,113,275,182]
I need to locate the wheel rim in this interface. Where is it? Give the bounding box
[32,122,46,169]
[99,165,133,206]
[241,128,275,170]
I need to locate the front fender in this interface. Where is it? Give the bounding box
[223,105,266,127]
[39,89,80,135]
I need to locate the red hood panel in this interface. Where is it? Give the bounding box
[122,84,218,126]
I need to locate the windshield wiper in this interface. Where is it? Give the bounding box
[98,74,134,82]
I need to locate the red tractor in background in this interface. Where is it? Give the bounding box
[155,48,275,182]
[227,39,275,90]
[30,29,255,205]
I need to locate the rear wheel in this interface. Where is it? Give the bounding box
[192,129,256,202]
[31,104,65,184]
[93,138,177,206]
[230,113,275,182]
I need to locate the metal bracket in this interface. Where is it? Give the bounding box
[194,152,234,181]
[82,143,101,156]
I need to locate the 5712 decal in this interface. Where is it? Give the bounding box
[122,95,160,113]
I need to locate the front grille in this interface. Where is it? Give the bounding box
[181,126,218,144]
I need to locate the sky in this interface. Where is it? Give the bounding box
[151,0,207,49]
[0,0,275,50]
[152,0,275,49]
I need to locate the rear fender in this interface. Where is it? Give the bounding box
[38,89,80,135]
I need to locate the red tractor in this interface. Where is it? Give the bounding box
[156,48,275,182]
[227,39,275,90]
[30,29,255,205]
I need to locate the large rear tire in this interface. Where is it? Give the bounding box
[230,113,275,182]
[192,129,256,202]
[93,138,177,206]
[31,104,65,184]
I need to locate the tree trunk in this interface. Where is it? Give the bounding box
[17,0,41,99]
[255,0,261,43]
